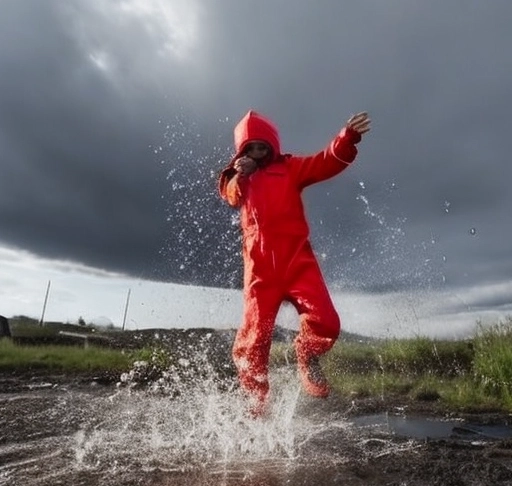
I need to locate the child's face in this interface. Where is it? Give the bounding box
[245,141,270,160]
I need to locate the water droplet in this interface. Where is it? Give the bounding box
[469,228,477,236]
[359,181,366,189]
[444,201,451,213]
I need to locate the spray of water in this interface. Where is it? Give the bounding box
[155,111,241,288]
[0,357,440,485]
[319,179,445,294]
[71,368,328,474]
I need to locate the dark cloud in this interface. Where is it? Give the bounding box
[0,0,511,294]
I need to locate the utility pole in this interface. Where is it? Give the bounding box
[39,280,51,326]
[122,288,131,331]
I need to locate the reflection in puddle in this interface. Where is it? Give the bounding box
[351,413,512,440]
[351,413,460,439]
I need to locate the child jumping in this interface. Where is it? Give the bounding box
[218,110,371,414]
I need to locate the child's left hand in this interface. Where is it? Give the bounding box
[346,112,371,134]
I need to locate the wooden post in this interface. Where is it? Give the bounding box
[39,280,51,327]
[122,288,131,331]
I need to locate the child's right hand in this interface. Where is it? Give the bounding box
[234,156,258,176]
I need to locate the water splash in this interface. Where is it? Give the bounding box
[333,181,437,291]
[4,376,482,485]
[355,193,386,227]
[73,368,314,473]
[323,179,448,292]
[155,111,241,287]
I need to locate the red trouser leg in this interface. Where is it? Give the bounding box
[286,243,341,364]
[232,281,282,404]
[232,235,340,403]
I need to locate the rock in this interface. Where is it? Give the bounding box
[0,315,11,337]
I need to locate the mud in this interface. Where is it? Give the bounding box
[2,371,512,486]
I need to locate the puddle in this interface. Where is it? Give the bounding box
[451,424,512,440]
[351,413,512,440]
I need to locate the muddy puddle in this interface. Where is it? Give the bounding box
[351,413,512,441]
[2,369,512,485]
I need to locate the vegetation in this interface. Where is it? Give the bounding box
[0,316,143,373]
[3,315,512,413]
[271,317,512,413]
[0,338,147,373]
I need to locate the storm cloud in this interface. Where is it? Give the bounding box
[1,0,511,309]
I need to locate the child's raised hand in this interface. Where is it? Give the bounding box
[234,156,258,176]
[346,112,371,134]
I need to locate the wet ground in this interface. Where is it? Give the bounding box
[2,370,512,486]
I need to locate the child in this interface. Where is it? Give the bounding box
[218,110,371,414]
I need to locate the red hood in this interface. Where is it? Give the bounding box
[234,110,281,157]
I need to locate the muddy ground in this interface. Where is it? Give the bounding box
[2,369,512,486]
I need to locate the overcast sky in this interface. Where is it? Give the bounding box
[1,0,511,334]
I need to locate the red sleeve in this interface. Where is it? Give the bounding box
[290,127,361,189]
[218,164,248,207]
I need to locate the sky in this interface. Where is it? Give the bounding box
[1,0,511,338]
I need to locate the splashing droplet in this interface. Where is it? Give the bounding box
[469,228,477,236]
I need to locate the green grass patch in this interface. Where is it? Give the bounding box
[0,338,143,372]
[472,319,512,407]
[270,320,512,413]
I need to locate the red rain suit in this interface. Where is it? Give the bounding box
[219,110,361,403]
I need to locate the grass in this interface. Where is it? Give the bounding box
[271,317,512,413]
[3,316,512,413]
[0,338,143,373]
